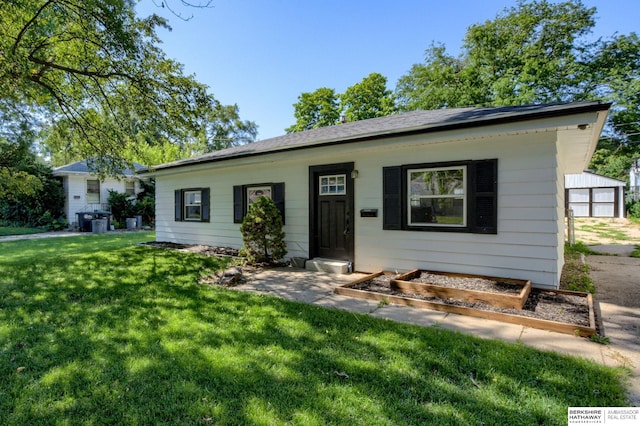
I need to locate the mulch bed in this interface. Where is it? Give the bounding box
[140,241,240,257]
[352,274,591,327]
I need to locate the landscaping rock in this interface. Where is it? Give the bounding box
[218,267,244,286]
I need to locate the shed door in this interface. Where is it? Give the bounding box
[567,188,617,218]
[309,163,354,262]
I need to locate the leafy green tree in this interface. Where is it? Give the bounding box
[240,197,287,264]
[462,0,596,105]
[0,138,64,227]
[341,73,396,122]
[0,0,243,175]
[0,127,43,201]
[203,103,258,152]
[397,1,598,109]
[396,44,485,110]
[396,0,640,182]
[285,88,340,133]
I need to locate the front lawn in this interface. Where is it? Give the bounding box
[0,233,629,425]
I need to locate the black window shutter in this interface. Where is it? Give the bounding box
[470,159,497,234]
[272,182,285,225]
[383,166,403,230]
[233,185,244,223]
[201,188,210,222]
[174,190,183,221]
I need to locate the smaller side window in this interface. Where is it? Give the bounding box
[125,180,136,195]
[174,188,210,222]
[183,190,202,221]
[87,179,100,204]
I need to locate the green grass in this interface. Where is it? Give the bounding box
[0,233,630,425]
[0,226,46,237]
[561,243,596,293]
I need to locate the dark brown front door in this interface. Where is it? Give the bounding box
[309,163,354,262]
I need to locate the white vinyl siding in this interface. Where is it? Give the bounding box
[354,132,561,288]
[155,160,310,259]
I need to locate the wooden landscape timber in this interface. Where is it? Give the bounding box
[336,271,596,337]
[392,269,532,310]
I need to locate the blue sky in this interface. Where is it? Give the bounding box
[136,0,638,140]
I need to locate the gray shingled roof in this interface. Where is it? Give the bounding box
[52,159,145,176]
[143,101,610,173]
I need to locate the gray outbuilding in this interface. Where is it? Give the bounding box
[565,171,626,218]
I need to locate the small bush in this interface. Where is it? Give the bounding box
[240,197,286,264]
[136,179,156,226]
[627,200,640,218]
[107,190,136,223]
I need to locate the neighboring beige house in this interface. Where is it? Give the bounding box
[52,159,144,228]
[141,101,610,289]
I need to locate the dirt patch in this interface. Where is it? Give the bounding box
[572,218,640,245]
[352,274,591,327]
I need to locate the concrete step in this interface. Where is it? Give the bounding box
[305,258,351,274]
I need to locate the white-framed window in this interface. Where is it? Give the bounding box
[125,180,136,195]
[183,190,202,221]
[175,188,209,222]
[86,179,100,204]
[319,174,346,195]
[246,185,272,210]
[408,166,466,226]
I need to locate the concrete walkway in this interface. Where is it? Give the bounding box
[235,265,640,406]
[0,231,85,242]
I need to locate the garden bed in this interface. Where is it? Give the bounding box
[392,269,531,309]
[335,271,596,337]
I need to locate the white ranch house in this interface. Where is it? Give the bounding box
[52,159,145,228]
[143,101,610,289]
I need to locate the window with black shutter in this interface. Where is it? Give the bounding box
[233,183,285,224]
[174,188,210,222]
[382,159,497,234]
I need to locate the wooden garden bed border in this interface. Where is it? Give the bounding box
[392,269,532,310]
[335,271,596,337]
